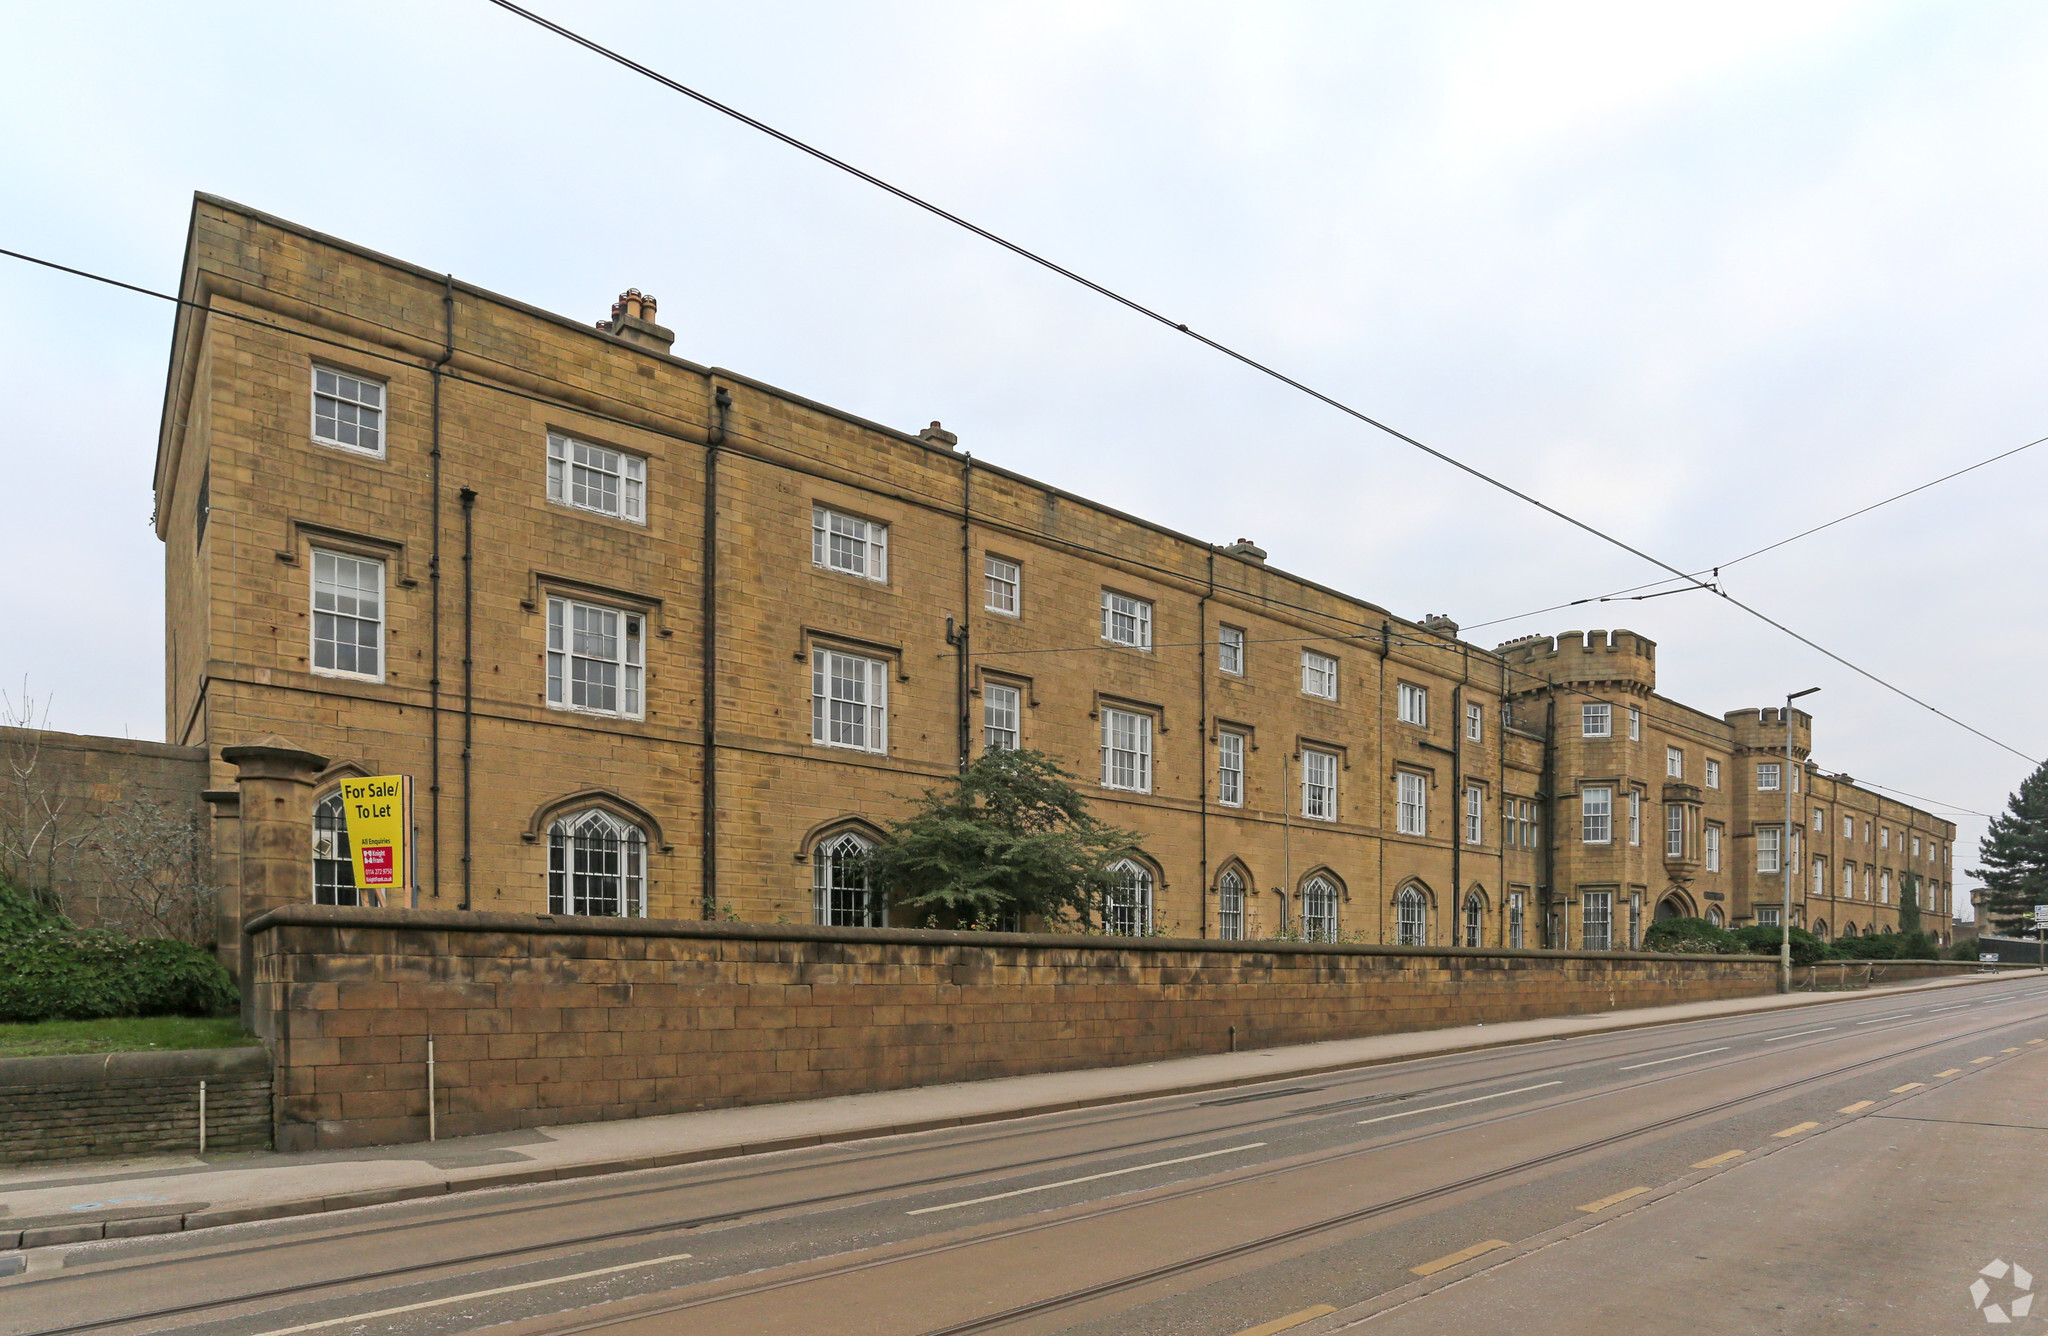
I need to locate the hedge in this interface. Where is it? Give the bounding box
[0,883,237,1023]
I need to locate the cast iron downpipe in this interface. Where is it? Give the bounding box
[459,487,477,911]
[700,385,730,919]
[428,274,453,900]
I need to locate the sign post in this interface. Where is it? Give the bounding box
[339,775,413,908]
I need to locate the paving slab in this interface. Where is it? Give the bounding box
[0,968,2032,1252]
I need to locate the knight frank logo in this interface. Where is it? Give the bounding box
[1971,1259,2035,1324]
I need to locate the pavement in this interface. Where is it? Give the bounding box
[0,968,2033,1253]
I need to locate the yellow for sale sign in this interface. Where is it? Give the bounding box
[339,775,412,901]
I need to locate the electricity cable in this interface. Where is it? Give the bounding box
[476,1,2039,767]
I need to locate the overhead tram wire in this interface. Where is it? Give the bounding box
[1463,428,2048,635]
[479,1,2041,769]
[6,241,2034,769]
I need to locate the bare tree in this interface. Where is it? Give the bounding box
[88,796,217,946]
[0,680,85,909]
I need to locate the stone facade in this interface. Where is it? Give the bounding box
[147,195,1955,962]
[1500,632,1958,945]
[247,905,1788,1150]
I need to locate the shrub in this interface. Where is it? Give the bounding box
[1947,937,1981,962]
[1643,916,1738,955]
[1831,929,1942,961]
[0,879,235,1023]
[1728,923,1830,966]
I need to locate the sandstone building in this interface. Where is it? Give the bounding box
[145,196,1954,963]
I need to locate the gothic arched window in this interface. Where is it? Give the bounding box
[548,809,646,917]
[1301,875,1339,942]
[1105,859,1153,937]
[312,791,359,906]
[1463,892,1485,948]
[1396,886,1428,946]
[814,832,883,927]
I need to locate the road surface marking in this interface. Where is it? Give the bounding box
[1855,1013,1915,1025]
[1411,1240,1510,1276]
[1577,1186,1651,1213]
[1935,1068,1963,1078]
[1358,1082,1563,1126]
[1838,1101,1875,1114]
[1620,1047,1730,1071]
[1763,1027,1836,1042]
[2003,1047,2022,1053]
[908,1143,1266,1214]
[1773,1122,1820,1138]
[2031,1039,2044,1045]
[244,1253,692,1336]
[1692,1150,1745,1168]
[1228,1307,1339,1336]
[1890,1083,1925,1093]
[1972,1057,1995,1064]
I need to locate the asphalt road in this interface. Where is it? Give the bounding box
[8,974,2047,1336]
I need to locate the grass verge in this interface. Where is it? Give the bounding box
[0,1016,259,1058]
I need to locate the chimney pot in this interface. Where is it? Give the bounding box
[599,288,675,355]
[1221,539,1267,565]
[920,420,959,450]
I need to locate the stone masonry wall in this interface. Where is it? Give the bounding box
[250,905,1786,1151]
[0,1048,270,1165]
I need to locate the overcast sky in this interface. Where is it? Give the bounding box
[4,2,2043,914]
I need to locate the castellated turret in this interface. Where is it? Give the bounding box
[1726,704,1814,763]
[1494,629,1657,697]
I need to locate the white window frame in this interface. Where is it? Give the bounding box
[1101,591,1153,649]
[983,681,1021,751]
[811,648,889,753]
[1301,749,1338,822]
[1842,814,1855,839]
[1705,823,1722,872]
[548,432,646,523]
[548,809,647,918]
[311,366,386,457]
[1582,702,1611,738]
[310,548,385,683]
[1812,856,1825,896]
[1757,762,1781,792]
[1465,784,1484,844]
[1880,871,1891,904]
[1628,789,1641,846]
[1581,786,1613,844]
[1880,826,1890,851]
[1666,746,1684,779]
[1843,861,1855,896]
[1101,708,1153,793]
[1301,875,1339,943]
[1466,702,1483,742]
[1217,867,1245,941]
[1395,887,1427,946]
[1757,905,1782,928]
[1583,890,1614,951]
[1396,772,1427,837]
[1758,825,1783,873]
[1666,803,1684,859]
[1105,859,1153,936]
[546,596,645,719]
[1628,707,1641,741]
[1398,682,1428,727]
[1217,625,1245,676]
[1216,731,1245,808]
[814,831,884,927]
[1705,758,1721,790]
[1508,890,1525,950]
[1300,650,1339,701]
[811,505,887,581]
[1814,807,1825,832]
[983,554,1020,616]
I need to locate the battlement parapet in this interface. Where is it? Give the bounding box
[1495,629,1657,693]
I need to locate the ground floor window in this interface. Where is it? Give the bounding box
[814,831,884,927]
[1508,891,1525,950]
[1301,875,1338,942]
[1105,859,1153,936]
[548,809,646,917]
[1395,887,1427,946]
[1582,891,1614,951]
[312,792,359,906]
[1217,867,1245,941]
[1463,892,1484,948]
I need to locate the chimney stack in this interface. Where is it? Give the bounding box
[919,420,959,450]
[595,288,675,355]
[1420,613,1460,636]
[1221,538,1267,565]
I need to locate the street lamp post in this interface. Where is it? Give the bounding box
[1783,687,1821,993]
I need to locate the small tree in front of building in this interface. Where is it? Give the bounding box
[864,748,1149,930]
[1972,760,2048,937]
[1897,872,1921,935]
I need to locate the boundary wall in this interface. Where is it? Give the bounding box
[0,1048,270,1164]
[250,906,1791,1150]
